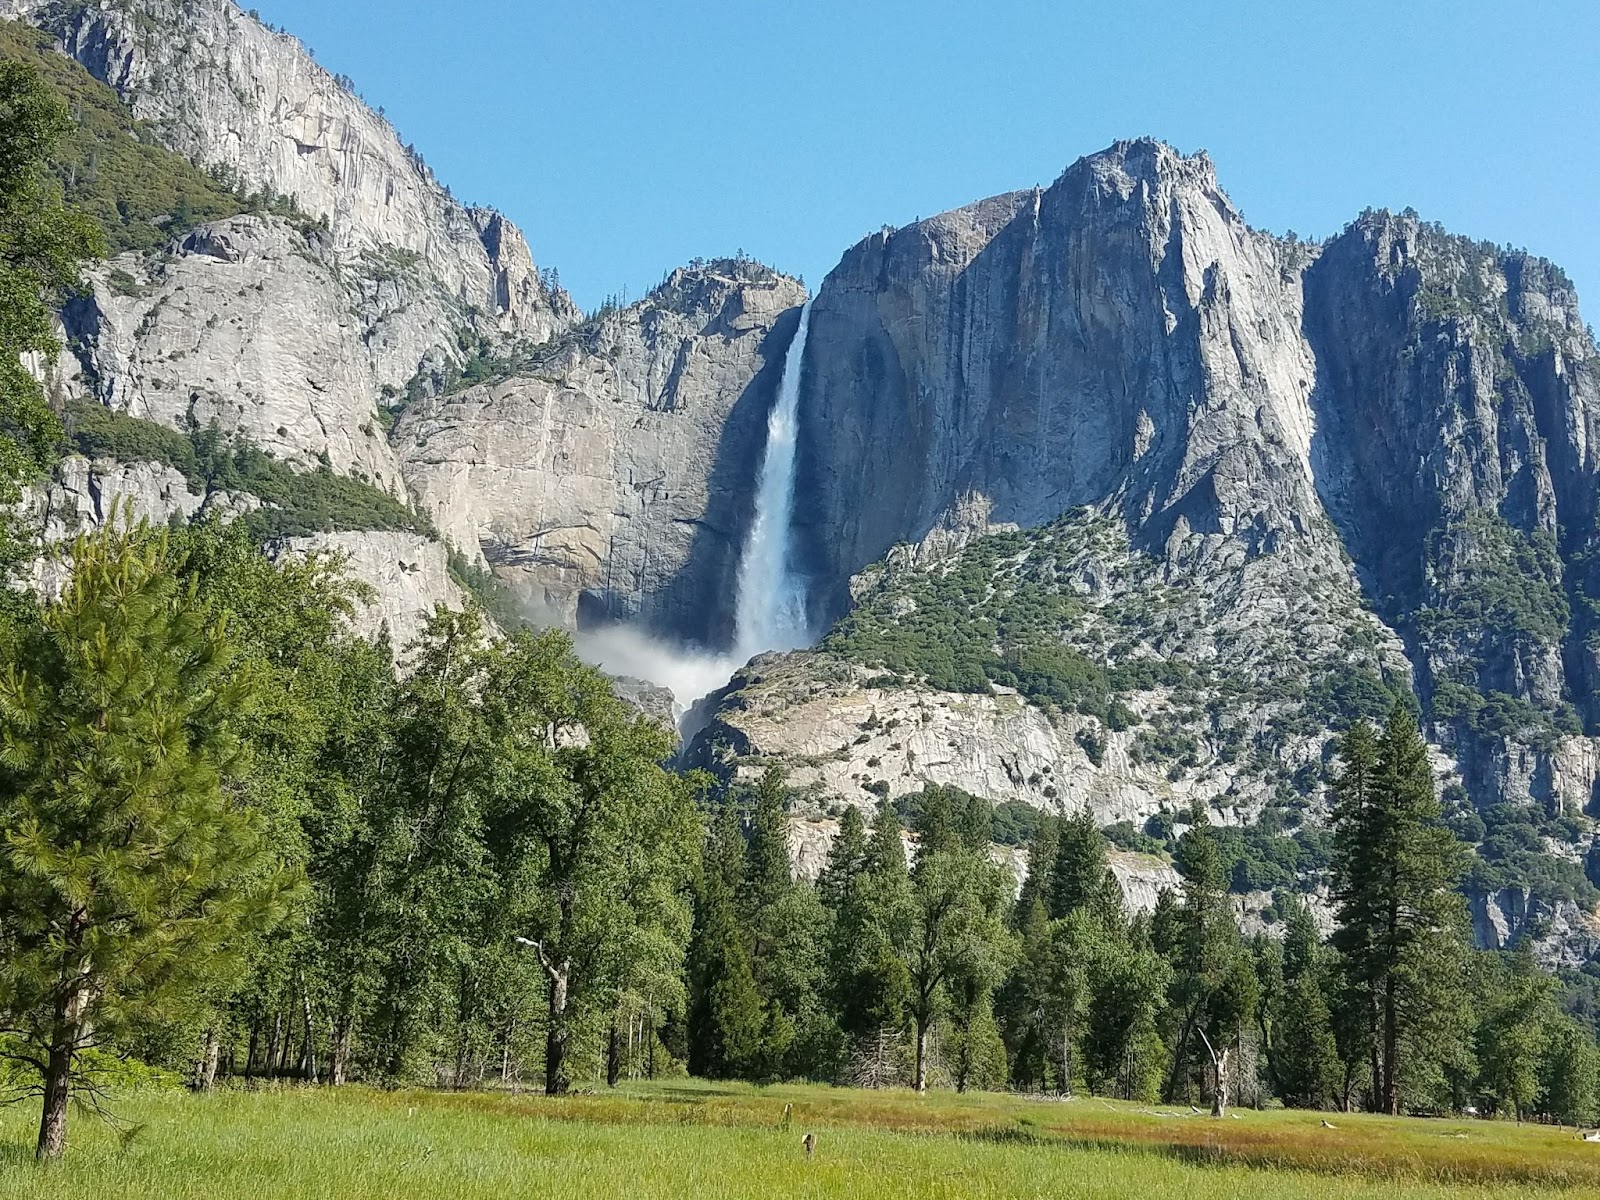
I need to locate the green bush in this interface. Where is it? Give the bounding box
[63,404,435,540]
[0,23,245,252]
[65,400,201,487]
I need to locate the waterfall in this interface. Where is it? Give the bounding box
[733,299,813,660]
[577,300,814,721]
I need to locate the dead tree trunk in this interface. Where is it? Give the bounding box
[192,1026,221,1091]
[1197,1027,1230,1118]
[331,1018,352,1087]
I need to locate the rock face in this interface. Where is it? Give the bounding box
[691,652,1318,826]
[1469,887,1600,969]
[268,530,466,652]
[797,141,1324,623]
[56,217,426,481]
[722,140,1600,815]
[4,0,575,640]
[9,0,575,477]
[20,454,461,647]
[6,0,569,341]
[395,262,807,645]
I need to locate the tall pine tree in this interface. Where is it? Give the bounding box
[0,524,291,1159]
[1330,707,1469,1114]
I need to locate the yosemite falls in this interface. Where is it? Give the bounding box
[733,299,814,660]
[580,301,816,714]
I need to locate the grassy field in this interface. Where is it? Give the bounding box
[4,1080,1600,1198]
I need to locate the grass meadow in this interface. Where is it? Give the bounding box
[4,1080,1600,1198]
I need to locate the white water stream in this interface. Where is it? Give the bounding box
[732,298,813,660]
[578,301,815,718]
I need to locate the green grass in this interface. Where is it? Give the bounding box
[3,1080,1597,1198]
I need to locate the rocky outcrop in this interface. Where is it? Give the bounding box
[1469,886,1600,969]
[797,140,1326,625]
[5,0,571,343]
[53,217,430,481]
[20,453,461,654]
[690,652,1309,826]
[395,262,807,645]
[268,529,465,652]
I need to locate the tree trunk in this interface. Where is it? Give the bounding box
[1367,997,1382,1114]
[331,1019,352,1087]
[36,1032,73,1162]
[606,1015,621,1088]
[300,980,319,1084]
[914,1013,929,1094]
[36,960,91,1164]
[646,1003,657,1079]
[1381,975,1399,1116]
[1210,1047,1230,1118]
[545,961,571,1096]
[1061,1016,1074,1097]
[245,1022,260,1081]
[266,1010,283,1079]
[192,1026,221,1092]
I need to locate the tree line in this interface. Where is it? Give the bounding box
[5,519,1600,1165]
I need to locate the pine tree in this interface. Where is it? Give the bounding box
[1268,897,1340,1109]
[1014,812,1060,916]
[687,809,764,1078]
[995,890,1054,1089]
[832,800,913,1085]
[742,767,793,924]
[818,804,868,912]
[1165,802,1254,1114]
[0,524,290,1160]
[1047,807,1118,920]
[1330,707,1469,1114]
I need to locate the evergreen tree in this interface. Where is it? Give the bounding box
[1047,807,1118,920]
[481,629,697,1095]
[832,800,913,1085]
[1164,803,1255,1114]
[995,889,1054,1089]
[1268,897,1340,1109]
[742,767,793,925]
[1083,916,1170,1100]
[1015,812,1060,915]
[1330,707,1469,1114]
[0,524,290,1160]
[687,809,763,1079]
[817,804,868,912]
[900,794,1015,1093]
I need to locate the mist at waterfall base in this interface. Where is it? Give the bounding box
[577,301,816,721]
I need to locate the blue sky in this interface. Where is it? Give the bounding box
[252,0,1599,317]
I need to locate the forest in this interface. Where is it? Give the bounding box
[3,513,1600,1165]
